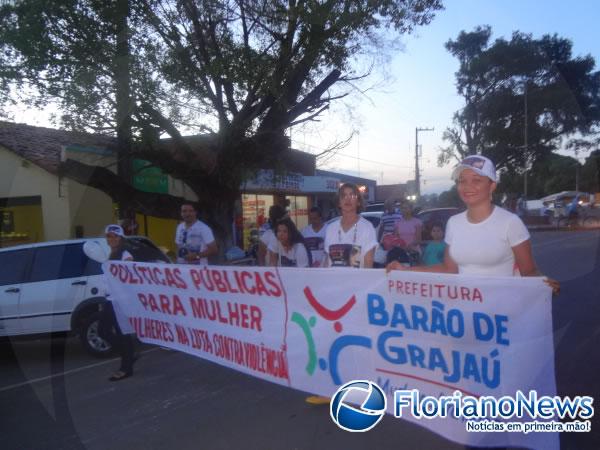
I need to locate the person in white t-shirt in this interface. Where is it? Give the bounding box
[324,183,377,269]
[307,183,377,406]
[260,204,287,266]
[386,155,559,294]
[100,224,136,381]
[175,202,218,265]
[301,206,328,267]
[273,218,310,267]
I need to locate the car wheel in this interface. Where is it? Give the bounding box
[79,311,112,358]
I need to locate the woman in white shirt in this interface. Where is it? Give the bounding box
[324,183,378,268]
[387,155,559,294]
[273,218,311,267]
[100,224,137,381]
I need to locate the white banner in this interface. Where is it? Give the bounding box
[103,262,558,450]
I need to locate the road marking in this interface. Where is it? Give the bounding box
[0,347,160,393]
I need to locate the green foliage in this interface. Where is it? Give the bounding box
[0,0,160,132]
[496,153,581,198]
[0,0,443,231]
[436,185,462,207]
[440,26,600,174]
[0,0,443,138]
[580,150,600,193]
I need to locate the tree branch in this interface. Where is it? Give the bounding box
[285,69,342,124]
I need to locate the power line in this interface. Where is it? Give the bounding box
[291,138,412,170]
[319,152,412,169]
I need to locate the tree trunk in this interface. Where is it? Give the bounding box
[595,151,600,192]
[115,0,133,223]
[193,182,240,262]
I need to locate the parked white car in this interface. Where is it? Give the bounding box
[0,237,169,357]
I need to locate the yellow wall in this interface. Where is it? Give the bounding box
[136,213,178,259]
[1,145,188,250]
[0,147,70,242]
[67,178,114,238]
[0,204,44,247]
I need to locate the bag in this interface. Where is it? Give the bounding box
[386,247,410,265]
[382,234,406,251]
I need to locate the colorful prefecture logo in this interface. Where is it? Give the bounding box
[291,287,358,383]
[330,380,387,432]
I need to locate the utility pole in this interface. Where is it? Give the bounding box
[523,82,528,199]
[575,150,580,192]
[357,130,361,176]
[415,127,434,201]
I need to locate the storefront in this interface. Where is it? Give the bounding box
[315,169,376,203]
[0,196,45,248]
[236,170,342,251]
[239,193,273,250]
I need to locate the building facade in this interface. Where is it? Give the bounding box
[0,121,348,254]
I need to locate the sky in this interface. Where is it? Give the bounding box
[7,0,600,196]
[296,0,600,195]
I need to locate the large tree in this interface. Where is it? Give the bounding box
[438,26,600,177]
[496,153,582,199]
[580,149,600,193]
[0,0,443,243]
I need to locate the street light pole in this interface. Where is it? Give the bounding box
[415,127,434,201]
[523,82,528,199]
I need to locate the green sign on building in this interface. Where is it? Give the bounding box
[133,159,168,194]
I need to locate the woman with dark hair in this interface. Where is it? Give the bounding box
[273,217,311,267]
[259,204,287,266]
[100,224,137,381]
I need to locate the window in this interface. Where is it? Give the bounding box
[29,246,64,282]
[63,244,102,277]
[28,244,100,283]
[0,249,31,286]
[241,194,274,250]
[285,195,308,230]
[418,211,434,223]
[363,216,381,229]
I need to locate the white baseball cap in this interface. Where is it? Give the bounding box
[104,224,125,237]
[451,155,497,182]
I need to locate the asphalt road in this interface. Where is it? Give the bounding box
[1,230,599,450]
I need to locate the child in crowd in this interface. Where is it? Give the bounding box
[422,222,446,266]
[301,206,327,267]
